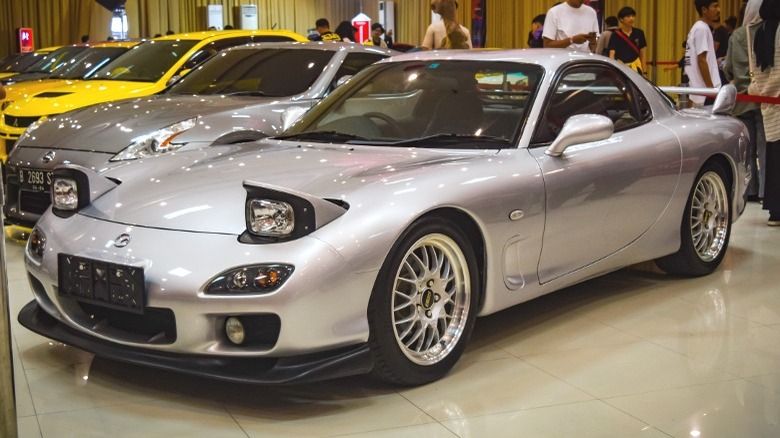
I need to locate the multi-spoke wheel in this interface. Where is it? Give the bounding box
[368,217,479,385]
[656,161,732,276]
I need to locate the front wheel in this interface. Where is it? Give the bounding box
[656,161,732,276]
[367,217,479,385]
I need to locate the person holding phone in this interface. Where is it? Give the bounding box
[542,0,600,52]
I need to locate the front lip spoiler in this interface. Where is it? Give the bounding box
[18,300,374,385]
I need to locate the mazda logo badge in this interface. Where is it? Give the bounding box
[114,234,131,248]
[42,150,56,163]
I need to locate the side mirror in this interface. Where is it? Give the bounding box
[545,114,614,157]
[334,75,353,89]
[711,84,737,115]
[281,106,308,131]
[166,75,182,87]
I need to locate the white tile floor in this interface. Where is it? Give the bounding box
[4,201,780,438]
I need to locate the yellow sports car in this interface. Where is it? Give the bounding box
[1,41,139,107]
[0,30,307,161]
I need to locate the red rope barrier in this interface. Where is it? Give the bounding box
[701,93,780,104]
[734,93,780,104]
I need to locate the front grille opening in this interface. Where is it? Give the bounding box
[77,302,177,344]
[3,115,40,129]
[20,190,50,215]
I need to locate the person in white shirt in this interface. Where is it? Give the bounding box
[422,0,472,50]
[684,0,723,106]
[542,0,599,52]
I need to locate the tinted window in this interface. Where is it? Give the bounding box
[287,60,544,147]
[50,47,131,79]
[26,46,88,73]
[90,39,199,82]
[168,48,334,97]
[1,51,48,73]
[533,64,650,144]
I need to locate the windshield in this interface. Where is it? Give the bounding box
[24,46,88,74]
[1,51,49,73]
[284,60,543,148]
[167,48,333,97]
[50,47,132,79]
[90,39,199,82]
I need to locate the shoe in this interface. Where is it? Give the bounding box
[769,213,780,227]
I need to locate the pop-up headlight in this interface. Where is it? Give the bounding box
[52,177,79,211]
[248,199,295,236]
[50,165,120,218]
[111,117,196,161]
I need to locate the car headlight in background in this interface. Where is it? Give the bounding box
[52,177,79,210]
[247,199,294,237]
[206,264,294,294]
[111,117,196,161]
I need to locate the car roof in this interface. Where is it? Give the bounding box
[227,41,400,56]
[153,29,308,42]
[86,41,141,49]
[384,48,610,71]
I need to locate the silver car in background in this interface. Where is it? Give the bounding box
[4,42,397,228]
[19,50,748,386]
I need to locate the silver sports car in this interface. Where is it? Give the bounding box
[4,42,396,228]
[19,49,748,385]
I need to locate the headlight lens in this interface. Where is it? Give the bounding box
[1,100,14,111]
[206,264,294,294]
[52,177,79,210]
[27,227,46,262]
[110,117,196,161]
[247,199,294,236]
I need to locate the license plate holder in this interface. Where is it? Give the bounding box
[58,254,145,314]
[18,167,52,193]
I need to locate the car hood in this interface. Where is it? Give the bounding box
[4,80,161,117]
[21,94,289,153]
[82,141,493,234]
[3,79,72,102]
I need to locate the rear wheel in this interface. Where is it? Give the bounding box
[656,161,732,276]
[368,217,479,385]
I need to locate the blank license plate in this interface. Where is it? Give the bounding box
[58,254,145,314]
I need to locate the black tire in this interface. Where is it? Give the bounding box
[367,216,479,385]
[656,160,732,276]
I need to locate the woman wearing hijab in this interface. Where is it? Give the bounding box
[752,0,780,225]
[724,0,767,203]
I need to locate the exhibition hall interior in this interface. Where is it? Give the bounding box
[1,0,779,437]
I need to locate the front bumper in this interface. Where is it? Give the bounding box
[19,300,374,384]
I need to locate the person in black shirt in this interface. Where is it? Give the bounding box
[527,14,545,48]
[314,18,342,42]
[607,6,647,74]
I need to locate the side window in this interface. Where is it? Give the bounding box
[330,53,388,90]
[532,64,648,144]
[182,37,251,70]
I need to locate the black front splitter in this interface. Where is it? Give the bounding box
[18,300,374,385]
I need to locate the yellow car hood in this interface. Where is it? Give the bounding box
[3,79,162,117]
[3,79,74,102]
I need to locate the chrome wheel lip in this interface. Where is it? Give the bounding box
[690,171,729,262]
[391,233,470,366]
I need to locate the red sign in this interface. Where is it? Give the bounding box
[17,28,34,53]
[352,13,371,43]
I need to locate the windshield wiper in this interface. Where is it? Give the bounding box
[274,130,371,142]
[386,133,509,147]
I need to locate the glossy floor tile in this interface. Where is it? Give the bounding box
[4,202,779,437]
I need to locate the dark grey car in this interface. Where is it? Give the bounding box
[4,42,397,228]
